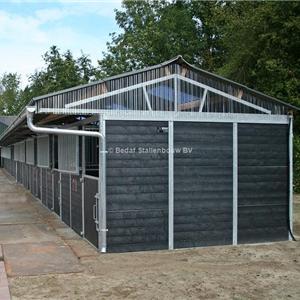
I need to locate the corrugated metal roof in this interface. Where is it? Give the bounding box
[32,55,300,112]
[0,55,299,146]
[0,116,17,126]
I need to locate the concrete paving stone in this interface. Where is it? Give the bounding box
[55,228,82,240]
[46,217,69,229]
[0,192,29,203]
[0,207,42,225]
[3,242,83,277]
[0,184,24,193]
[0,224,62,245]
[0,262,10,300]
[65,239,98,259]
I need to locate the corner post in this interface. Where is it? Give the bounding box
[98,114,107,252]
[233,123,238,245]
[289,116,293,240]
[168,120,174,249]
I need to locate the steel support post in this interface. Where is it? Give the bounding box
[289,116,293,240]
[168,121,174,249]
[81,126,86,236]
[233,123,238,245]
[98,114,107,252]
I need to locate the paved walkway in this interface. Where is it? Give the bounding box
[0,169,98,299]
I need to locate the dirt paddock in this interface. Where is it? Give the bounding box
[8,241,300,300]
[0,169,299,300]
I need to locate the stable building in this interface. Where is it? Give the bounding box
[0,56,298,252]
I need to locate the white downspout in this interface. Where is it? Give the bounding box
[26,107,103,139]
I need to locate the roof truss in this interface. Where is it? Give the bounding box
[63,74,271,114]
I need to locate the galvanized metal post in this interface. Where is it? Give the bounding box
[69,174,72,228]
[52,172,54,210]
[82,126,86,175]
[81,126,86,237]
[168,120,174,250]
[233,123,238,245]
[289,116,293,240]
[59,172,62,220]
[98,114,107,252]
[40,169,42,201]
[15,162,18,183]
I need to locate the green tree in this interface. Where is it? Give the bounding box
[28,46,96,97]
[0,73,22,115]
[21,46,97,106]
[216,1,300,108]
[0,46,97,115]
[98,0,223,77]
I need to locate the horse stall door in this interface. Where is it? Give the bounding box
[106,121,169,252]
[83,176,99,247]
[238,124,289,243]
[174,122,233,248]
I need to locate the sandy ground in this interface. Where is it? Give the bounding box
[1,169,299,300]
[8,242,300,300]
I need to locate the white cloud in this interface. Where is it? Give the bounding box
[0,1,122,87]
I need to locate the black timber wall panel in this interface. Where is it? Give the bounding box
[33,167,38,197]
[34,167,41,199]
[238,124,289,243]
[46,169,53,210]
[24,164,29,189]
[71,174,82,235]
[84,176,98,247]
[174,122,233,248]
[28,165,31,193]
[29,165,34,195]
[106,121,169,252]
[53,171,60,216]
[61,173,71,226]
[15,162,18,182]
[21,163,25,186]
[11,161,16,177]
[30,165,34,195]
[41,168,47,205]
[19,162,23,184]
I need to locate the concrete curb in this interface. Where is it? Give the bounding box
[0,245,3,261]
[0,261,11,300]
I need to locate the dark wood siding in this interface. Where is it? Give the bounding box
[41,168,47,206]
[238,124,289,243]
[106,121,169,252]
[46,169,53,210]
[53,171,60,216]
[71,174,82,235]
[174,122,233,248]
[61,173,71,226]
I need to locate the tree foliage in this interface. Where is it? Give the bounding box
[98,0,225,77]
[0,73,22,115]
[0,46,97,116]
[216,1,300,108]
[26,46,96,102]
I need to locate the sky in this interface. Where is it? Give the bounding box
[0,0,123,87]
